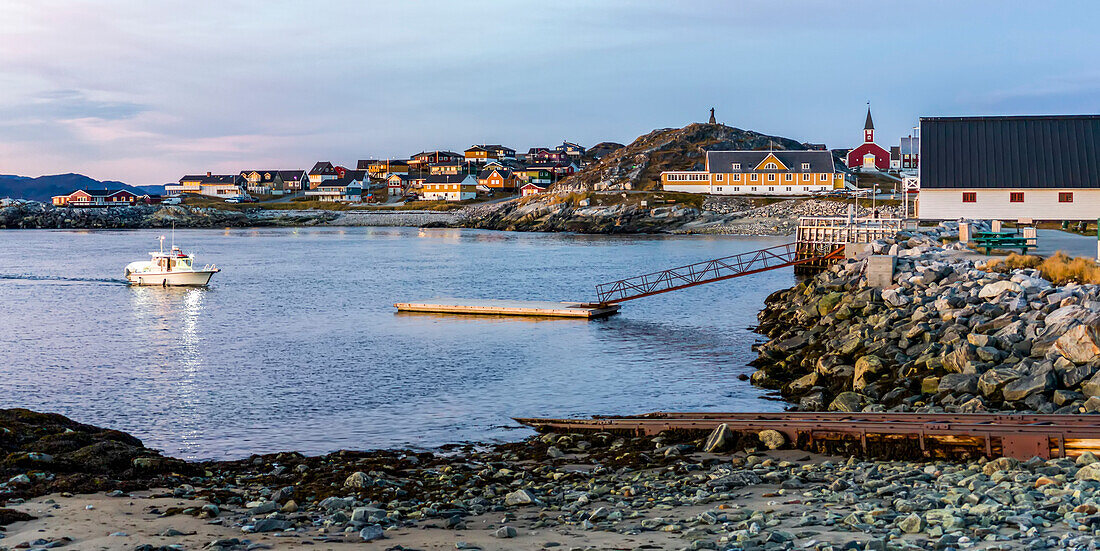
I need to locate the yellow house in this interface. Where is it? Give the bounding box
[661,151,847,196]
[422,174,477,201]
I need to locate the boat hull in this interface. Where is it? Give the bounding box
[127,270,216,286]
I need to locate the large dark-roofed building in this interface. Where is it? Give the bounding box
[918,115,1100,221]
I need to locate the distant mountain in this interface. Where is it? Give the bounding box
[0,173,160,202]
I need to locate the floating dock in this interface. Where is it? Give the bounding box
[394,298,620,319]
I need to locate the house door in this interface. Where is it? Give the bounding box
[863,153,876,169]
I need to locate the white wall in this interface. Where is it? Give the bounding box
[919,189,1100,221]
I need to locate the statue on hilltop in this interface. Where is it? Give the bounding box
[709,108,716,124]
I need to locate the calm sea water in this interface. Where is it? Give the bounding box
[0,227,792,459]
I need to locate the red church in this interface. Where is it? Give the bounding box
[846,107,891,171]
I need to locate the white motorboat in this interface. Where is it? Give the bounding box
[125,236,219,286]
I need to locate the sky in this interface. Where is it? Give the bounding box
[1,1,1098,185]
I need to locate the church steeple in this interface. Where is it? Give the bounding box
[863,104,875,143]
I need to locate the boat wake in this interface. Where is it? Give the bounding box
[0,274,129,285]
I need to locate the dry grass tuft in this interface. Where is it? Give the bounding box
[986,251,1100,284]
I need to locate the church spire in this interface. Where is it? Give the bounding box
[863,103,875,143]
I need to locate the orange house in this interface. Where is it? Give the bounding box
[477,168,517,191]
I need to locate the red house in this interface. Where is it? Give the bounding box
[846,107,890,171]
[52,189,139,207]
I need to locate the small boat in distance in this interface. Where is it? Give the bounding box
[125,236,219,286]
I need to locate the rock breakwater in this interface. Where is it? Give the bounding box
[0,202,337,229]
[752,225,1100,415]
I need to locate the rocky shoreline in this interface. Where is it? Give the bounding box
[7,409,1100,551]
[749,225,1100,416]
[2,197,899,236]
[0,203,337,229]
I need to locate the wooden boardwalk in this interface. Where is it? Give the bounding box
[394,298,620,319]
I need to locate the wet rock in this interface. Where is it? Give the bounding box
[504,489,538,506]
[492,526,517,538]
[828,392,868,412]
[898,513,924,534]
[250,518,292,532]
[703,423,734,453]
[344,471,371,488]
[757,430,785,450]
[359,525,384,542]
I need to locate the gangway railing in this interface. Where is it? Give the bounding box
[594,242,844,305]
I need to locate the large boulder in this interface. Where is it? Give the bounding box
[938,373,979,395]
[703,423,735,452]
[978,280,1022,298]
[853,355,886,391]
[978,368,1023,399]
[828,392,869,412]
[1055,325,1100,364]
[1081,371,1100,397]
[942,346,979,374]
[1001,372,1054,402]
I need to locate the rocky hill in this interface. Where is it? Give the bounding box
[555,123,808,192]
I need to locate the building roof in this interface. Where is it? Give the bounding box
[181,174,240,184]
[865,107,874,130]
[705,150,835,173]
[71,189,135,197]
[318,176,362,188]
[425,174,474,184]
[277,170,306,180]
[356,159,378,170]
[309,162,335,175]
[920,115,1100,189]
[478,168,513,179]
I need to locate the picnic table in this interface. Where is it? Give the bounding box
[972,229,1036,255]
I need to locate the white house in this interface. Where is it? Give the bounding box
[917,115,1100,221]
[304,175,363,202]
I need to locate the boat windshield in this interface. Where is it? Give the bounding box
[178,258,192,269]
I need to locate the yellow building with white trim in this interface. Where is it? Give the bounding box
[661,151,847,195]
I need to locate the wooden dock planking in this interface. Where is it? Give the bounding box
[394,298,620,319]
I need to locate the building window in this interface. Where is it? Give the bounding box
[768,174,775,181]
[1010,192,1024,203]
[716,187,722,192]
[786,187,792,191]
[820,174,828,181]
[733,174,741,182]
[962,192,976,203]
[764,162,777,170]
[751,174,758,182]
[785,174,792,181]
[801,163,810,171]
[732,163,740,170]
[768,187,774,191]
[1060,192,1073,203]
[716,174,723,181]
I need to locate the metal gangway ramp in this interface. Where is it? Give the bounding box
[594,242,844,305]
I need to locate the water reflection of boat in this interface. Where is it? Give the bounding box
[125,236,219,286]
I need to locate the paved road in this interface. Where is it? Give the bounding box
[1034,229,1098,258]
